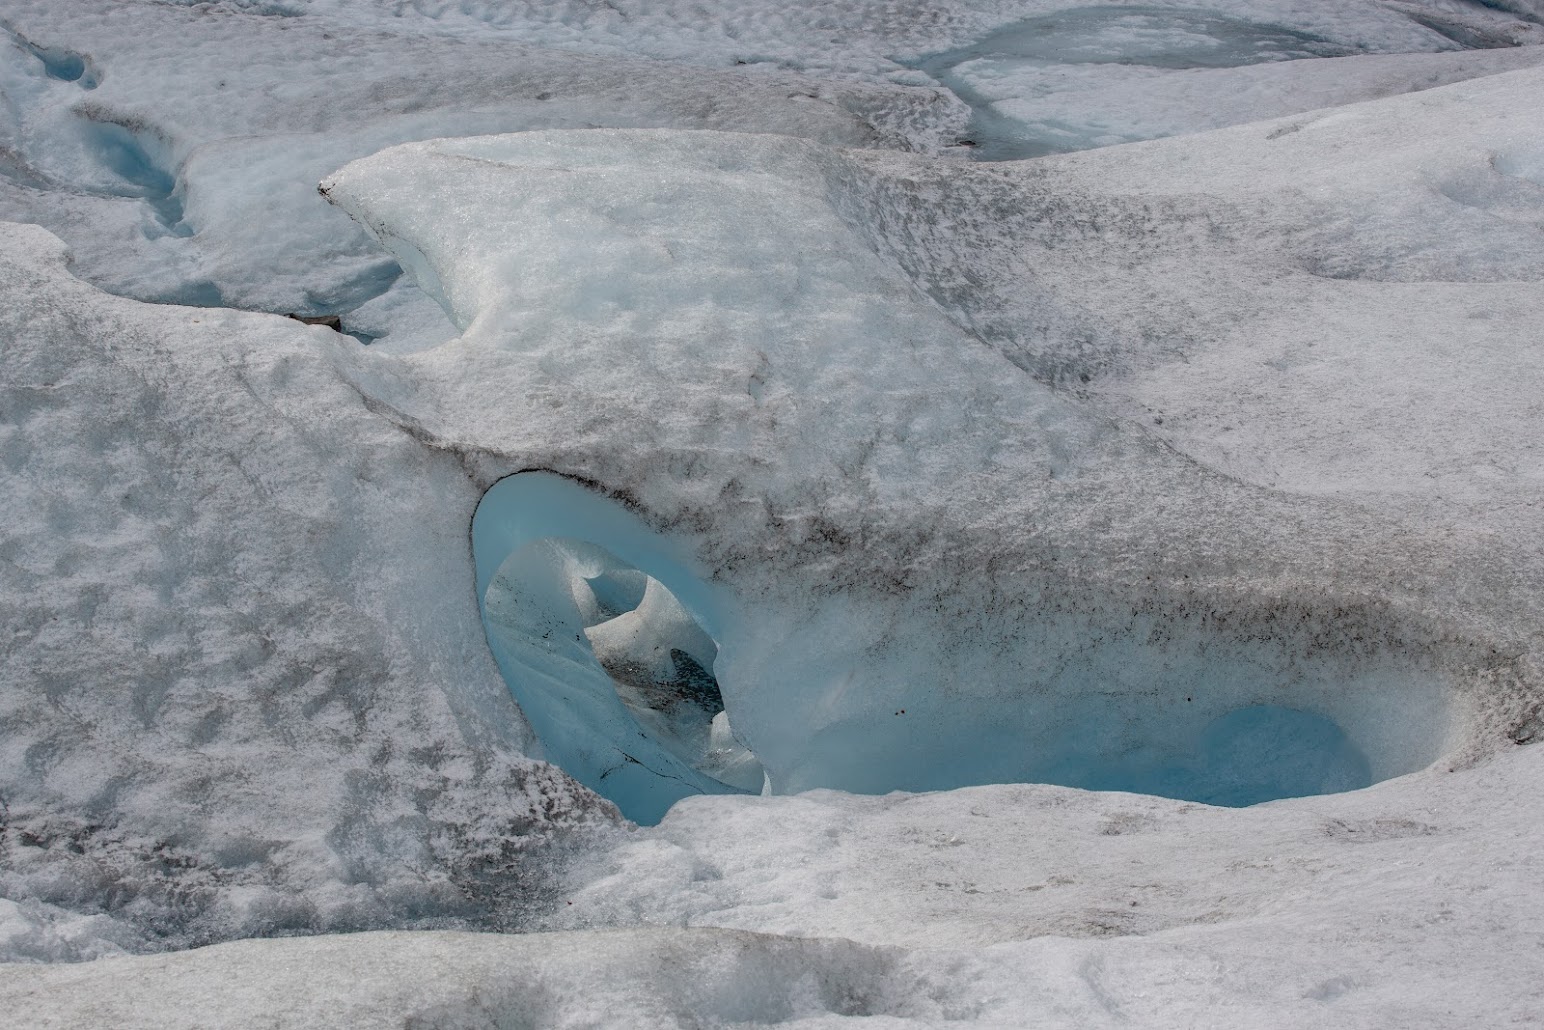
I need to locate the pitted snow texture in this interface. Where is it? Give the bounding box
[0,225,614,957]
[0,928,923,1029]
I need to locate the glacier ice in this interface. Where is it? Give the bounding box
[379,128,1470,821]
[1,0,1543,1024]
[475,469,1405,819]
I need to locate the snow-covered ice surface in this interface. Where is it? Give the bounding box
[2,0,1544,1025]
[2,755,1543,1026]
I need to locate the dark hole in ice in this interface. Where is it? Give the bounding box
[667,649,726,714]
[287,313,343,331]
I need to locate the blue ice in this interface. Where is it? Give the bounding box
[474,474,1400,824]
[473,473,761,825]
[1057,705,1372,807]
[81,120,190,236]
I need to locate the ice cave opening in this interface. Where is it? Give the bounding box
[473,473,764,825]
[474,474,1444,824]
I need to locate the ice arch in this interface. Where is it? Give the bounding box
[473,472,763,824]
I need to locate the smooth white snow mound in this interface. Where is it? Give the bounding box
[536,749,1544,1027]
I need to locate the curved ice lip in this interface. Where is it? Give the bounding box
[904,5,1360,160]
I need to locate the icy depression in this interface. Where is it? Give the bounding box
[2,0,1544,1026]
